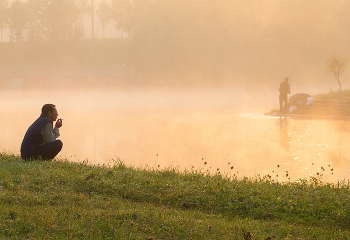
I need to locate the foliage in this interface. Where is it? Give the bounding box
[2,0,151,41]
[4,0,88,41]
[43,0,81,40]
[1,153,350,239]
[301,89,350,116]
[0,0,349,80]
[325,54,347,92]
[96,0,111,38]
[314,88,350,101]
[266,89,350,116]
[0,0,8,34]
[8,0,28,42]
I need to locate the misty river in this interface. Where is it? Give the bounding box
[1,86,350,183]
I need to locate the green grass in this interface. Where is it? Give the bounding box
[1,153,350,239]
[302,89,350,116]
[268,89,350,116]
[313,89,350,101]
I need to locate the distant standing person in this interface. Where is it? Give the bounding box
[20,104,63,160]
[279,77,291,113]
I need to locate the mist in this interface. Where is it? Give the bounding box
[2,0,350,86]
[131,0,350,87]
[1,0,350,182]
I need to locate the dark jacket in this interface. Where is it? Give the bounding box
[279,81,290,95]
[20,114,52,159]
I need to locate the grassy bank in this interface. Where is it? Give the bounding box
[1,153,350,239]
[313,89,350,101]
[267,89,350,116]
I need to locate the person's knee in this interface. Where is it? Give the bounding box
[54,140,63,151]
[56,140,63,147]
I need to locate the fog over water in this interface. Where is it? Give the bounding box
[1,0,350,183]
[1,83,350,183]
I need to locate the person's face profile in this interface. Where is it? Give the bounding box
[48,107,58,121]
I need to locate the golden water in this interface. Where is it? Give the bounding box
[1,87,349,183]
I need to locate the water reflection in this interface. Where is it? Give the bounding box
[1,87,349,183]
[279,117,290,152]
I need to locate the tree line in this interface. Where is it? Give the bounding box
[0,0,151,42]
[0,0,349,82]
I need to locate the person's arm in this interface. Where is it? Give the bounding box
[41,122,60,143]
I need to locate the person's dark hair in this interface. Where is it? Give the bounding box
[42,104,56,115]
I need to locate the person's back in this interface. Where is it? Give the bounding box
[279,77,291,113]
[279,79,290,96]
[20,104,63,160]
[21,114,53,159]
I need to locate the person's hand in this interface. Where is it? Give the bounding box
[55,118,63,128]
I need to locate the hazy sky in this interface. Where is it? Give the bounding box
[2,0,349,90]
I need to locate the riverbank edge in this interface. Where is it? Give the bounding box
[265,89,350,118]
[1,152,350,239]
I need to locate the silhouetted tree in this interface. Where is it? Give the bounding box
[26,0,46,41]
[42,0,80,40]
[8,0,28,42]
[76,0,90,38]
[0,0,8,42]
[97,0,111,39]
[110,0,133,37]
[325,54,347,92]
[130,0,152,35]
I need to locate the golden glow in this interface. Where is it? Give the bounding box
[1,87,350,183]
[2,0,350,184]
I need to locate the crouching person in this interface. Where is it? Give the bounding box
[21,104,63,160]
